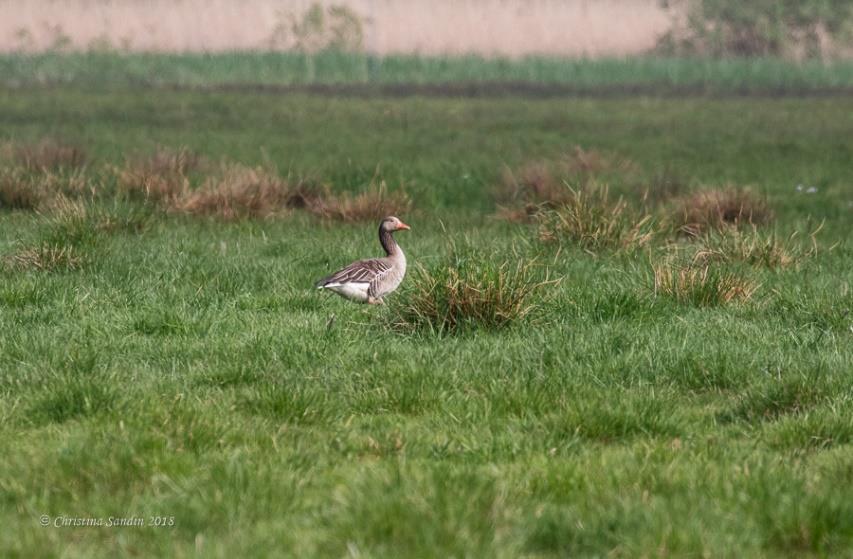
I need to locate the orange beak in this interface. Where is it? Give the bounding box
[397,221,411,231]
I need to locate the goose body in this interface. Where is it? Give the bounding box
[316,216,410,304]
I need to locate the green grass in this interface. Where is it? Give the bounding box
[1,88,852,557]
[3,51,853,92]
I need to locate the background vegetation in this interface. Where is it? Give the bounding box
[3,52,853,92]
[658,0,853,58]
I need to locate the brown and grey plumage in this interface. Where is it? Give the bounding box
[315,216,410,304]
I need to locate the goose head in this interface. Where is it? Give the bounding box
[381,216,411,232]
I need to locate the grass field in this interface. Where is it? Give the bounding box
[4,52,853,94]
[1,87,852,557]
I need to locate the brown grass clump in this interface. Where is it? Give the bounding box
[0,168,43,210]
[42,169,91,198]
[0,168,91,210]
[652,262,758,306]
[639,169,689,206]
[497,146,639,221]
[119,154,331,220]
[143,146,203,177]
[13,139,87,171]
[496,161,570,221]
[535,185,658,252]
[564,145,638,177]
[692,230,789,269]
[38,193,89,220]
[279,179,328,210]
[3,243,86,272]
[172,164,295,219]
[116,146,203,203]
[306,180,412,222]
[389,254,554,333]
[688,223,825,270]
[672,187,772,237]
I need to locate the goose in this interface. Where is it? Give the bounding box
[315,216,410,304]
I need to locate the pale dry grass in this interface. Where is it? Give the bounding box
[3,243,85,272]
[306,180,411,222]
[172,165,293,219]
[535,185,658,252]
[497,147,639,220]
[13,139,86,171]
[139,146,203,177]
[38,192,88,220]
[0,167,91,210]
[638,169,690,206]
[672,186,772,236]
[687,223,825,269]
[116,147,202,203]
[562,145,639,178]
[498,160,571,215]
[652,262,758,306]
[0,168,43,210]
[118,155,331,219]
[2,0,670,57]
[389,257,555,333]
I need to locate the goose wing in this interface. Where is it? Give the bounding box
[316,258,392,290]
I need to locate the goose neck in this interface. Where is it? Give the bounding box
[379,228,400,257]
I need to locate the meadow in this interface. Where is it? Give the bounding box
[1,85,852,557]
[4,52,853,94]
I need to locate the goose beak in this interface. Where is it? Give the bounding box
[398,222,411,231]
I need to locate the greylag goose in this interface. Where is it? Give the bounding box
[316,216,410,304]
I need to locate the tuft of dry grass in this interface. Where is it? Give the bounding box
[307,180,412,222]
[564,145,638,177]
[279,179,328,211]
[35,194,104,249]
[691,229,802,269]
[497,146,638,221]
[119,155,334,220]
[171,164,295,219]
[143,146,203,177]
[496,161,569,221]
[389,250,555,334]
[652,262,759,306]
[3,243,86,272]
[672,186,772,237]
[0,168,91,211]
[0,168,43,210]
[535,184,658,252]
[639,169,689,206]
[116,146,203,203]
[684,221,827,270]
[38,193,89,220]
[13,139,87,171]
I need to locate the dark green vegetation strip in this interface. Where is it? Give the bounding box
[4,52,853,94]
[1,90,852,557]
